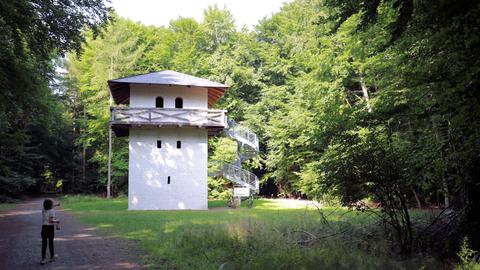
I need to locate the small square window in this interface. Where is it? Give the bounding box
[157,140,162,148]
[177,141,181,149]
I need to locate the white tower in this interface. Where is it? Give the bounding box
[108,71,228,210]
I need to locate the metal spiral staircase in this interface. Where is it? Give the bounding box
[213,121,260,205]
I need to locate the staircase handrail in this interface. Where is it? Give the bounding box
[213,122,260,195]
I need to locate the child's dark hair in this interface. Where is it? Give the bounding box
[43,199,53,210]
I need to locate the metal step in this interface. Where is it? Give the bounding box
[219,164,259,192]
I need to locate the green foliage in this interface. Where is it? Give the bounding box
[67,16,151,191]
[0,0,109,197]
[456,237,480,270]
[0,0,110,58]
[41,166,63,193]
[242,0,480,253]
[208,137,238,199]
[202,5,236,52]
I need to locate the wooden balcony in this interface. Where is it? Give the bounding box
[110,107,228,137]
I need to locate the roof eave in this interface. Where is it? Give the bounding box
[108,82,228,107]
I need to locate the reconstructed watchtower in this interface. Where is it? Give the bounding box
[108,71,228,210]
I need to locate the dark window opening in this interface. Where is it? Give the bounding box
[167,176,171,184]
[156,97,164,108]
[157,140,162,148]
[177,141,181,149]
[175,97,183,108]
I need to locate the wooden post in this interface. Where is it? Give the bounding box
[107,124,112,199]
[83,109,86,184]
[107,58,113,199]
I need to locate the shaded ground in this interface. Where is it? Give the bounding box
[0,198,148,270]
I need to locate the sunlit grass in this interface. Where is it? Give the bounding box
[61,195,442,270]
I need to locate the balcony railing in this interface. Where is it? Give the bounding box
[110,107,228,129]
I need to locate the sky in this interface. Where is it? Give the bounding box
[110,0,293,29]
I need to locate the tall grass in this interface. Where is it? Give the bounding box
[61,195,443,269]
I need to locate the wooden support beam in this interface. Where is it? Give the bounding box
[107,124,112,199]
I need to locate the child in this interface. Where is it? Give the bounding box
[40,199,60,265]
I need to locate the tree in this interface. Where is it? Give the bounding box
[246,0,480,253]
[0,0,109,198]
[202,5,236,52]
[67,16,149,194]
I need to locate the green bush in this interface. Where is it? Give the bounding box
[456,237,480,270]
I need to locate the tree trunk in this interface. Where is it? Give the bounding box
[412,188,422,209]
[442,175,450,208]
[431,119,450,208]
[397,188,413,253]
[359,74,372,112]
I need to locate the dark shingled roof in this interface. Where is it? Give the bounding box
[107,70,229,107]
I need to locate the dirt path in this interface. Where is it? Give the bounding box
[0,198,148,270]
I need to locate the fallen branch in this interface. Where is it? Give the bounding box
[289,228,350,246]
[414,206,452,242]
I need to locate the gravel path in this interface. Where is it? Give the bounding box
[0,198,148,270]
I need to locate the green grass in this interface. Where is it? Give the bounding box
[61,195,442,270]
[0,202,17,210]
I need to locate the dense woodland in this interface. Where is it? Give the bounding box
[1,0,479,259]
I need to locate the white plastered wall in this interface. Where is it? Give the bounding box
[128,84,209,210]
[129,84,208,109]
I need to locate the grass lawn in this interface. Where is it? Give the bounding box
[61,195,443,270]
[0,202,17,210]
